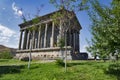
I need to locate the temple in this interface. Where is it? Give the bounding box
[16,9,82,60]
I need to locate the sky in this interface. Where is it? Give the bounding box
[0,0,112,56]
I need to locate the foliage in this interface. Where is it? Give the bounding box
[50,0,89,72]
[87,0,120,59]
[50,0,89,11]
[0,51,12,59]
[20,4,44,22]
[58,38,65,48]
[0,65,24,74]
[50,12,62,25]
[21,7,41,69]
[0,59,118,80]
[107,63,120,75]
[106,62,120,79]
[50,0,89,37]
[55,59,65,67]
[20,57,29,61]
[32,17,40,24]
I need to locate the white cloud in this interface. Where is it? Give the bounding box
[2,7,6,10]
[0,24,19,48]
[12,2,23,16]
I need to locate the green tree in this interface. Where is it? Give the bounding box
[86,0,120,61]
[20,6,43,69]
[50,0,88,72]
[27,19,39,69]
[0,51,12,59]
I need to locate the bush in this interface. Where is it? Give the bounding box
[0,51,13,59]
[20,57,32,61]
[55,59,65,67]
[58,38,65,48]
[107,63,120,75]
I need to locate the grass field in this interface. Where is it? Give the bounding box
[0,59,119,80]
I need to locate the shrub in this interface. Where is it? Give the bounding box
[58,38,65,48]
[19,57,32,61]
[0,51,12,59]
[107,63,120,75]
[55,59,65,67]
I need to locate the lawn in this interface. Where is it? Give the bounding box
[0,59,119,80]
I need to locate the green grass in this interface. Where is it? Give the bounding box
[0,59,119,80]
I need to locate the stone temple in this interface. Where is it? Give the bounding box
[16,9,82,60]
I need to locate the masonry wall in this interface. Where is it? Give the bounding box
[16,47,72,60]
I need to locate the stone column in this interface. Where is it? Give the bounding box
[51,22,54,47]
[69,31,72,46]
[76,32,79,51]
[73,32,76,51]
[32,30,35,49]
[59,20,62,38]
[26,31,30,49]
[57,20,62,45]
[23,30,27,49]
[35,39,37,48]
[38,25,41,48]
[44,23,48,48]
[18,30,23,50]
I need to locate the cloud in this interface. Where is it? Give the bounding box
[2,7,6,10]
[12,2,23,16]
[0,24,19,48]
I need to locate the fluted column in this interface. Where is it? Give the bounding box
[69,31,72,46]
[51,22,54,47]
[18,30,23,50]
[23,30,27,49]
[35,39,37,48]
[32,30,35,49]
[57,20,62,45]
[76,32,79,51]
[44,23,48,48]
[59,20,62,37]
[26,31,30,49]
[38,25,41,48]
[73,32,76,51]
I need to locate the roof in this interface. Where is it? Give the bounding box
[19,9,82,30]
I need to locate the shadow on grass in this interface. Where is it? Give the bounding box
[104,63,120,80]
[0,65,25,77]
[55,60,92,67]
[0,59,9,62]
[67,61,97,67]
[67,62,85,67]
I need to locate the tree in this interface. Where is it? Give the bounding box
[20,6,44,69]
[50,0,88,72]
[86,0,120,61]
[0,51,12,59]
[22,17,40,69]
[27,19,39,69]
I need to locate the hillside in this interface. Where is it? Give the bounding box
[0,45,16,56]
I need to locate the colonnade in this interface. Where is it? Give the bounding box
[18,21,79,52]
[18,22,57,50]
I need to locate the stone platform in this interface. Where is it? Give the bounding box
[15,46,72,60]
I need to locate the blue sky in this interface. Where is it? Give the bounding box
[0,0,111,55]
